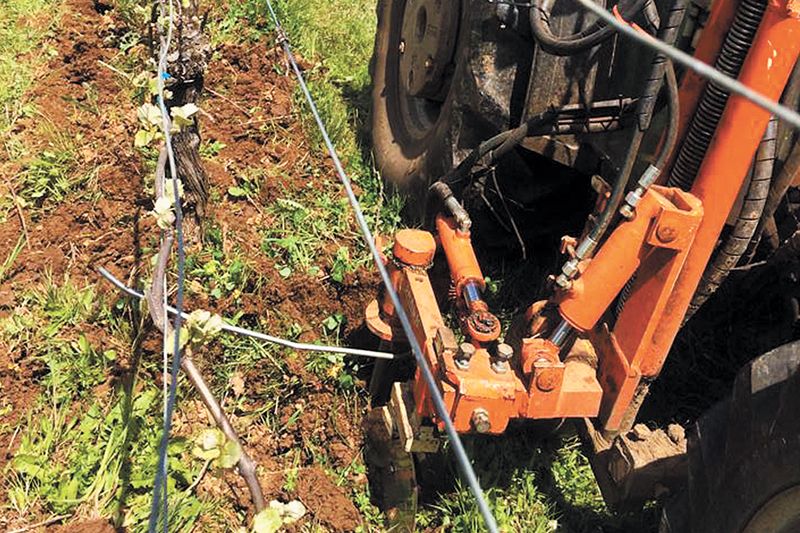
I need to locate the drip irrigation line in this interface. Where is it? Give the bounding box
[98,267,395,360]
[575,0,800,130]
[149,1,187,531]
[263,2,499,531]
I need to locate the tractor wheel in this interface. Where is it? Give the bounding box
[661,340,800,532]
[369,0,528,221]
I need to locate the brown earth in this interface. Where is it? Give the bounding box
[0,0,150,473]
[0,0,378,531]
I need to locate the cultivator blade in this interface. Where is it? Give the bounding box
[364,406,418,531]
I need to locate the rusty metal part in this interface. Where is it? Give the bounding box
[390,381,441,454]
[463,309,501,343]
[580,418,688,510]
[363,406,418,531]
[399,0,460,99]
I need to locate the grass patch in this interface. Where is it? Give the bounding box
[212,0,402,268]
[0,0,61,132]
[0,278,216,531]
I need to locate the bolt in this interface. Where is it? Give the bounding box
[471,409,491,433]
[535,369,559,392]
[399,40,406,54]
[455,342,476,369]
[495,343,513,362]
[619,204,634,219]
[424,56,434,70]
[656,225,678,243]
[554,274,572,290]
[491,343,513,374]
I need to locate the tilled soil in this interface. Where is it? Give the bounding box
[0,0,377,530]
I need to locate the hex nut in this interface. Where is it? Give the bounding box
[495,343,514,362]
[457,342,476,362]
[471,409,491,433]
[535,369,559,392]
[656,225,678,243]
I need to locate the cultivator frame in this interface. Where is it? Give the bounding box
[365,0,800,512]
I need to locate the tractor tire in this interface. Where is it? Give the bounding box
[661,340,800,533]
[369,0,529,221]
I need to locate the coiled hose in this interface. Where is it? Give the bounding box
[663,0,770,318]
[668,0,768,190]
[686,117,777,318]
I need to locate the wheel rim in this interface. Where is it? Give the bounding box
[388,0,460,142]
[743,485,800,533]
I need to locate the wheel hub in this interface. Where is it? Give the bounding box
[399,0,459,99]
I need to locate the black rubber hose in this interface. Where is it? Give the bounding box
[686,116,778,318]
[668,0,768,190]
[582,0,687,255]
[433,109,558,188]
[655,62,680,171]
[530,0,648,56]
[745,62,800,258]
[614,62,680,318]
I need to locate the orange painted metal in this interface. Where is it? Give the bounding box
[558,187,703,333]
[373,228,604,432]
[521,337,603,419]
[640,0,800,378]
[435,214,485,296]
[365,0,800,437]
[393,229,437,267]
[662,0,742,177]
[554,186,702,430]
[592,326,641,431]
[613,188,704,374]
[436,214,501,343]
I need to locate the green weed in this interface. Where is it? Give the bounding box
[186,224,257,301]
[0,279,216,530]
[0,0,61,132]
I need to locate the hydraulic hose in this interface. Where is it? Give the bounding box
[434,109,557,188]
[745,63,800,257]
[614,62,680,318]
[578,0,687,259]
[668,0,768,190]
[686,116,777,318]
[655,62,680,171]
[530,0,649,55]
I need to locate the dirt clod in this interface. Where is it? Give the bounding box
[296,467,362,532]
